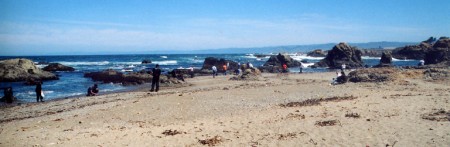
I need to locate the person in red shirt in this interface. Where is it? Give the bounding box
[222,64,228,75]
[282,63,288,73]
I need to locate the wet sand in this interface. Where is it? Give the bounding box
[0,72,449,146]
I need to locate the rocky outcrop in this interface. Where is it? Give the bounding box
[0,58,58,82]
[84,69,152,85]
[264,53,301,67]
[230,67,261,81]
[315,42,363,69]
[307,49,327,57]
[142,59,152,64]
[43,63,75,72]
[374,52,393,68]
[258,53,301,73]
[360,49,389,57]
[201,57,238,72]
[423,68,450,81]
[392,42,432,60]
[424,38,450,65]
[348,68,398,82]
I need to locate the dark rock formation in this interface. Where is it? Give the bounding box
[360,49,390,57]
[84,69,152,85]
[263,53,301,67]
[259,53,301,73]
[258,66,281,73]
[0,58,58,82]
[315,42,364,69]
[307,49,327,57]
[142,59,152,64]
[424,38,450,66]
[43,63,75,72]
[374,52,393,68]
[230,67,261,81]
[392,42,432,60]
[201,57,239,72]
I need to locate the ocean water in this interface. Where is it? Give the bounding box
[0,54,419,103]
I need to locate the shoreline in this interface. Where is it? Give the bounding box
[0,71,449,146]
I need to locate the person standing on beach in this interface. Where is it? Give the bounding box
[212,65,217,78]
[35,81,44,102]
[222,64,227,75]
[189,66,194,78]
[299,62,303,73]
[150,64,162,92]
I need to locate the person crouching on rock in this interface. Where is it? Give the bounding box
[87,84,99,96]
[150,64,161,92]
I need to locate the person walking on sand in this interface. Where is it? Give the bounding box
[222,64,227,75]
[212,65,217,78]
[150,64,162,92]
[35,81,44,102]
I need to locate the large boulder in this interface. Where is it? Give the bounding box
[424,38,450,65]
[315,42,364,69]
[0,58,58,82]
[43,63,75,72]
[374,52,393,68]
[392,42,432,60]
[201,57,239,72]
[84,69,152,85]
[263,53,301,67]
[348,68,398,82]
[307,49,327,57]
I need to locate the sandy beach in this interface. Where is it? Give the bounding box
[1,71,449,146]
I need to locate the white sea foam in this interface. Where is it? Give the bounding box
[392,58,417,61]
[153,60,178,65]
[362,56,381,60]
[58,61,110,66]
[291,55,324,61]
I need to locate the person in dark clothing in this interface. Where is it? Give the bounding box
[86,84,99,96]
[336,71,348,84]
[35,81,44,102]
[150,64,162,92]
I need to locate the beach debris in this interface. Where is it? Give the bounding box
[315,120,340,127]
[284,113,306,120]
[278,133,297,140]
[345,112,361,118]
[280,95,357,107]
[53,118,64,121]
[421,109,450,121]
[198,135,222,146]
[162,129,184,136]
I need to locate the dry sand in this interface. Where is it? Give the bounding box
[0,71,449,146]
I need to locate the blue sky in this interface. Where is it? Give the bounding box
[1,0,449,55]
